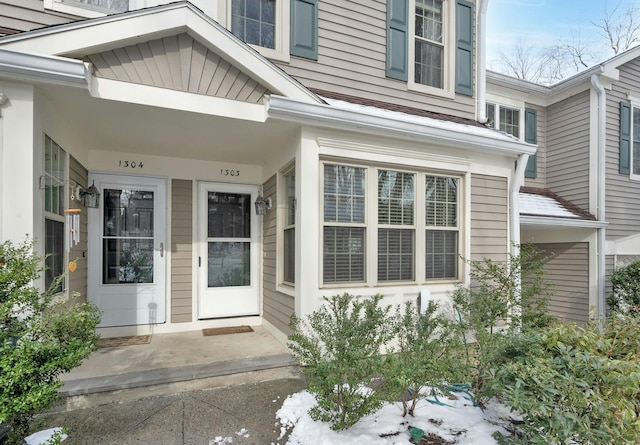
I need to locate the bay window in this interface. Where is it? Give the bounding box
[322,162,461,286]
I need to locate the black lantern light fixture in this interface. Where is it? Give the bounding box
[80,180,100,208]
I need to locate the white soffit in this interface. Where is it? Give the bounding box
[0,2,320,104]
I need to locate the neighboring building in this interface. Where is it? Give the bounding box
[488,45,640,323]
[0,0,533,342]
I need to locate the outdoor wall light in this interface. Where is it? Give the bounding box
[254,195,272,215]
[80,181,100,209]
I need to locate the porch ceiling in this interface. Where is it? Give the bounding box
[41,85,298,165]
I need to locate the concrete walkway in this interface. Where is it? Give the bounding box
[36,377,307,445]
[59,325,299,410]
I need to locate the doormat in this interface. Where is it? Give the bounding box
[98,335,152,348]
[202,325,254,336]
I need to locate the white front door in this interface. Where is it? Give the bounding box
[198,182,260,319]
[88,173,167,327]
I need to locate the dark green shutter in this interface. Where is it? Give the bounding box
[524,108,537,179]
[620,101,631,174]
[290,0,318,60]
[386,0,408,81]
[455,0,474,96]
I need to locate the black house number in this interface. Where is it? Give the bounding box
[119,160,144,169]
[221,169,240,177]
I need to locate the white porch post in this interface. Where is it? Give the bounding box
[0,83,36,244]
[294,128,320,319]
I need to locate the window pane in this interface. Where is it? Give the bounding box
[207,192,251,238]
[486,103,496,128]
[284,169,296,226]
[103,239,154,284]
[634,108,640,175]
[323,227,365,283]
[44,135,65,216]
[425,230,458,279]
[415,0,443,43]
[324,165,366,223]
[284,228,295,283]
[45,219,64,292]
[104,189,154,237]
[208,242,250,287]
[378,170,414,225]
[415,39,443,88]
[425,176,458,227]
[378,228,414,281]
[499,107,520,138]
[231,0,276,49]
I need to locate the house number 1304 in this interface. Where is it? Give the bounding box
[119,160,143,169]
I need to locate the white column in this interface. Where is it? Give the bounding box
[0,83,36,244]
[294,128,320,318]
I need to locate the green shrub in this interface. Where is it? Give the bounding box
[288,293,395,430]
[452,244,553,397]
[384,300,468,417]
[491,316,640,445]
[0,239,101,443]
[608,259,640,315]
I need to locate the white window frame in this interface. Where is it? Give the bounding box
[42,135,68,297]
[44,0,127,18]
[408,0,456,99]
[281,165,296,286]
[224,0,291,63]
[320,161,463,288]
[628,96,640,181]
[486,101,524,140]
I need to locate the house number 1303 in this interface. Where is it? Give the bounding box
[119,160,143,169]
[221,169,240,177]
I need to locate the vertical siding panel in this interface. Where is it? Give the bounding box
[215,64,240,97]
[189,39,209,93]
[198,52,222,95]
[137,41,165,87]
[171,179,193,323]
[178,33,193,92]
[546,91,590,210]
[535,242,590,323]
[162,35,182,90]
[112,47,141,83]
[68,155,87,302]
[470,174,508,263]
[148,38,175,89]
[123,44,155,86]
[207,58,232,96]
[262,174,295,336]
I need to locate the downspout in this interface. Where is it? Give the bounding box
[591,72,606,319]
[476,0,489,123]
[511,153,529,254]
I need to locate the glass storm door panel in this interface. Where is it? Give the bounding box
[88,174,167,327]
[198,182,260,319]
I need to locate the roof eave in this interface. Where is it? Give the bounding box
[267,95,535,157]
[0,48,88,88]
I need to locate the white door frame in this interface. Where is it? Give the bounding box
[88,173,167,327]
[197,181,261,319]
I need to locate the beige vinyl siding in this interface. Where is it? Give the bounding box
[523,103,547,188]
[536,242,589,323]
[0,0,78,34]
[86,33,271,103]
[275,0,476,120]
[605,58,640,239]
[546,90,590,211]
[262,174,294,335]
[171,179,193,323]
[470,174,508,263]
[68,155,87,302]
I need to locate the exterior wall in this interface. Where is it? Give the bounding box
[171,179,193,323]
[0,0,77,34]
[262,173,294,336]
[68,155,88,302]
[470,174,508,263]
[605,58,640,239]
[523,103,547,189]
[274,0,476,120]
[85,33,271,103]
[546,90,590,210]
[536,242,590,323]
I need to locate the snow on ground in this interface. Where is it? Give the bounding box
[275,390,514,445]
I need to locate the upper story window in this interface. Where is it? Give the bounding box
[414,0,444,89]
[231,0,276,50]
[486,103,520,138]
[386,0,473,98]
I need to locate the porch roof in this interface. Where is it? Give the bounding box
[519,187,606,229]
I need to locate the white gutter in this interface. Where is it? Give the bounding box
[520,216,608,229]
[591,72,607,319]
[476,0,489,123]
[268,95,536,157]
[0,49,89,88]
